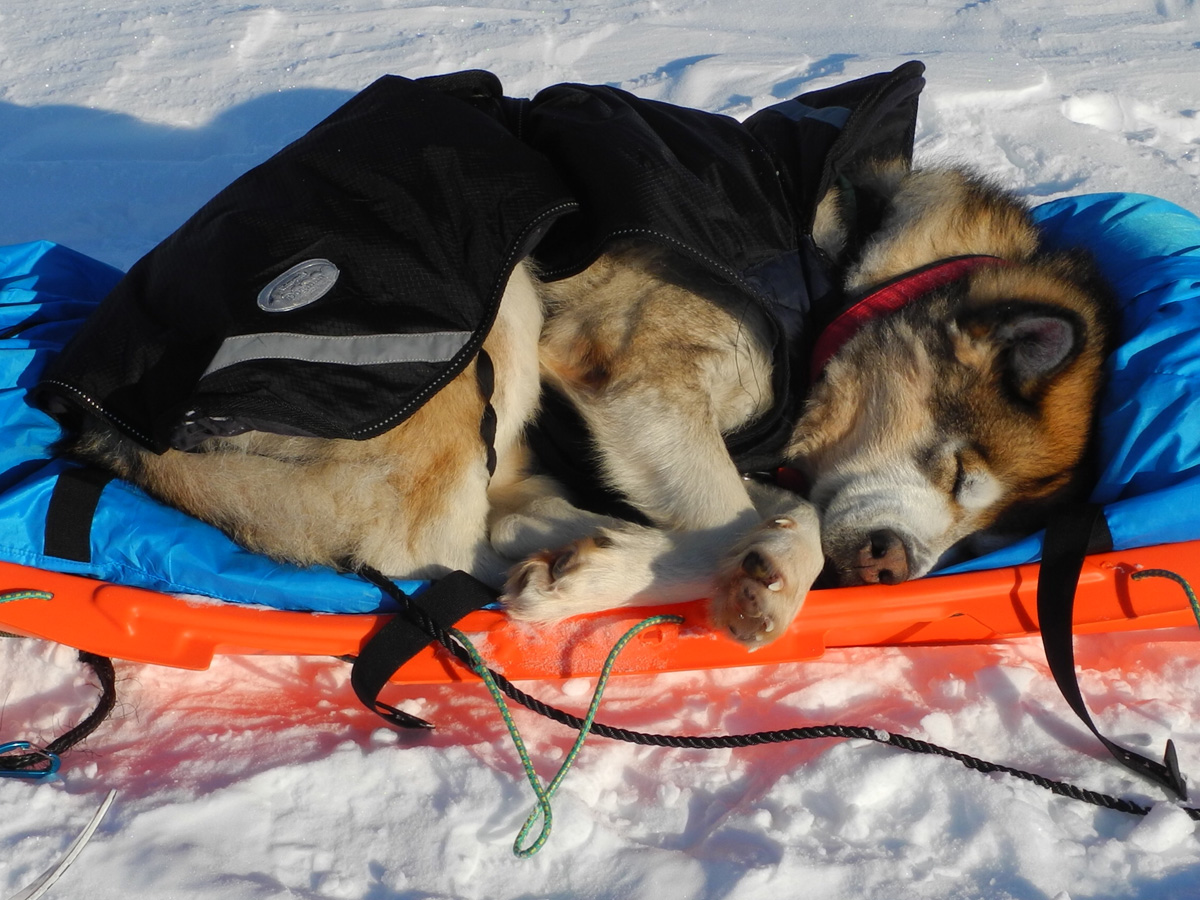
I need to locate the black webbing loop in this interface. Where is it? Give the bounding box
[351,568,498,728]
[1038,504,1188,800]
[43,467,115,563]
[0,651,116,776]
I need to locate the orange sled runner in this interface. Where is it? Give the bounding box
[1,544,1198,685]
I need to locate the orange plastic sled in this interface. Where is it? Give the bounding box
[2,539,1197,685]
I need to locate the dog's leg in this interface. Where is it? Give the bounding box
[536,249,775,532]
[502,481,824,645]
[488,435,733,619]
[498,379,822,642]
[487,460,624,561]
[502,518,743,620]
[498,393,764,622]
[502,478,823,645]
[505,249,827,637]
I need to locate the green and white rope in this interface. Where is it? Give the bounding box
[0,590,53,604]
[1132,568,1200,629]
[450,613,685,857]
[0,590,52,637]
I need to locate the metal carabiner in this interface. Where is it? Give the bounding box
[0,741,62,781]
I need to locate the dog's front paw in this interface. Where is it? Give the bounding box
[501,533,621,622]
[712,515,823,646]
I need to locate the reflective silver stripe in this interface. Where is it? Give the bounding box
[201,330,473,377]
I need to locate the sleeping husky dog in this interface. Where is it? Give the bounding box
[68,164,1115,645]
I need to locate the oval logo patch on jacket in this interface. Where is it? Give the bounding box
[257,259,340,312]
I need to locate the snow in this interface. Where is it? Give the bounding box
[2,1,1199,897]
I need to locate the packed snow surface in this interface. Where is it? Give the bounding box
[2,1,1199,898]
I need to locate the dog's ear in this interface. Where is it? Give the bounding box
[957,302,1085,402]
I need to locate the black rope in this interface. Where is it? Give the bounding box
[0,650,117,775]
[365,572,1200,822]
[459,638,1195,819]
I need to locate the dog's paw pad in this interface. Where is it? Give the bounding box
[719,554,788,643]
[712,524,821,646]
[740,550,784,592]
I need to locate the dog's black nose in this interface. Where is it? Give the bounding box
[856,529,909,584]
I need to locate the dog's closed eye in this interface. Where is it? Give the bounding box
[925,443,1001,509]
[949,446,1003,509]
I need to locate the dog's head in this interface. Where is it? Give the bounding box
[788,253,1115,586]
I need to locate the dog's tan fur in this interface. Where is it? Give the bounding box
[69,164,1114,645]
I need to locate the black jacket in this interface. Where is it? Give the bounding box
[35,64,925,489]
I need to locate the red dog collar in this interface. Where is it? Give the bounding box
[809,255,1007,381]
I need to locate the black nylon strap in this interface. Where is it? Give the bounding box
[476,349,498,478]
[43,467,115,563]
[351,568,498,728]
[1038,504,1187,799]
